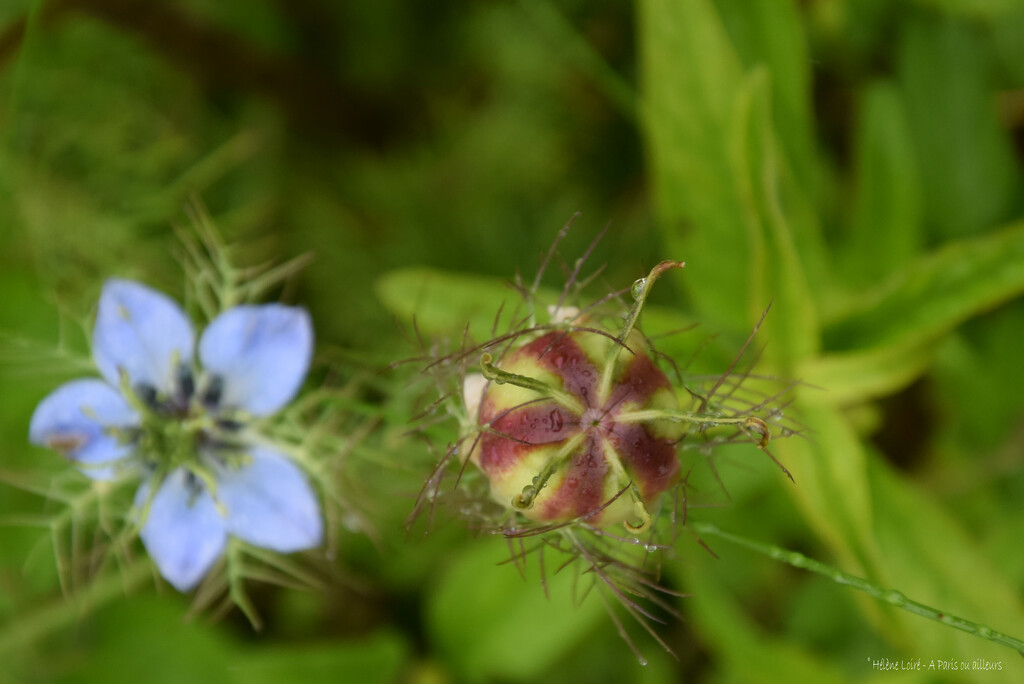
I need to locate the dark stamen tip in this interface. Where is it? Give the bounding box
[200,375,224,410]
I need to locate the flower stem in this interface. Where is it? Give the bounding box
[690,521,1024,656]
[598,260,684,403]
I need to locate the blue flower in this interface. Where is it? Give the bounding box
[29,279,322,591]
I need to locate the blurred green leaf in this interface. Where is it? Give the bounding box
[778,400,879,584]
[673,539,853,684]
[715,0,818,198]
[517,0,636,121]
[912,0,1024,18]
[824,220,1024,351]
[779,402,1024,676]
[427,537,605,682]
[375,267,533,341]
[639,0,751,333]
[991,8,1024,85]
[898,14,1021,239]
[799,338,936,404]
[842,81,923,286]
[541,619,677,684]
[641,0,825,357]
[810,218,1024,404]
[933,312,1024,450]
[52,596,232,684]
[729,68,820,368]
[227,631,408,684]
[865,451,1024,675]
[375,265,731,375]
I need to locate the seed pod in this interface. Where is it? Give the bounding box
[467,261,687,532]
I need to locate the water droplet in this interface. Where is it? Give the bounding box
[631,278,647,300]
[550,409,563,432]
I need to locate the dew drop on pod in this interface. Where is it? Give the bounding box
[465,260,695,533]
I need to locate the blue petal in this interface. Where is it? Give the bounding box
[137,469,227,592]
[93,279,194,393]
[29,379,139,480]
[198,305,312,416]
[216,447,322,552]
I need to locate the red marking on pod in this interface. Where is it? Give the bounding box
[476,329,681,525]
[537,435,608,521]
[478,402,579,475]
[606,421,680,499]
[515,332,600,407]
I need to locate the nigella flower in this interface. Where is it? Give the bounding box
[28,279,322,591]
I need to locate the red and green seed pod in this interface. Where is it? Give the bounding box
[468,262,687,532]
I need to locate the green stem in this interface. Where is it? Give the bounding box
[618,409,748,426]
[690,521,1024,656]
[480,353,583,413]
[512,431,586,510]
[598,261,684,403]
[0,560,152,658]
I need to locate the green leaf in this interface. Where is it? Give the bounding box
[375,267,525,341]
[897,14,1021,239]
[799,338,936,404]
[932,307,1024,450]
[640,0,824,357]
[912,0,1024,18]
[776,404,1024,669]
[714,0,818,199]
[639,0,750,333]
[823,220,1024,351]
[777,399,879,583]
[374,264,751,389]
[992,9,1024,86]
[729,69,820,369]
[865,451,1024,666]
[428,537,605,682]
[671,538,853,684]
[691,521,1024,657]
[52,596,233,684]
[228,631,409,684]
[842,81,923,286]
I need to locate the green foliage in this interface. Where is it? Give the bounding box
[3,0,1024,682]
[428,537,606,683]
[636,0,1024,679]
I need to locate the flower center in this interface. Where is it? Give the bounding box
[124,365,239,474]
[580,407,612,432]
